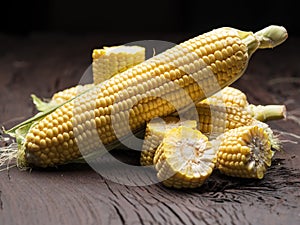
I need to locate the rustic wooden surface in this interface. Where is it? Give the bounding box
[0,33,300,225]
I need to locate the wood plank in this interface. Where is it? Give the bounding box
[0,33,299,225]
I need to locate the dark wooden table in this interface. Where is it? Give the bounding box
[0,32,299,225]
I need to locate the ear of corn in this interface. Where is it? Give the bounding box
[140,117,197,166]
[4,25,288,168]
[216,125,274,179]
[153,126,217,189]
[182,86,286,134]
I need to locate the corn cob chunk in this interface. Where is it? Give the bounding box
[252,120,281,151]
[216,125,273,179]
[153,126,217,189]
[92,45,145,84]
[6,25,287,168]
[140,117,197,166]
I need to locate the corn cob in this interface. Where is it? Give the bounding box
[182,86,286,134]
[199,86,286,121]
[185,104,285,135]
[153,126,217,188]
[140,117,197,166]
[216,125,273,179]
[5,25,288,168]
[92,45,145,84]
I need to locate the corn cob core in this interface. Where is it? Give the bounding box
[153,126,217,189]
[248,104,286,121]
[21,26,287,168]
[140,117,197,166]
[216,125,273,179]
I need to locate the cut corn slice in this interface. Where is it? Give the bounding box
[140,117,197,166]
[92,45,145,84]
[153,126,217,189]
[5,25,288,168]
[216,125,274,179]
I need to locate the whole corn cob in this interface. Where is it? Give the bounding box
[5,25,288,168]
[216,125,274,179]
[153,126,217,189]
[199,86,286,121]
[140,117,197,166]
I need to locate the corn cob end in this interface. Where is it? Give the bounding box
[217,125,273,179]
[154,126,217,189]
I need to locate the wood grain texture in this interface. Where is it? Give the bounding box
[0,33,299,225]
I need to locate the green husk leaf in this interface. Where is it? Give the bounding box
[5,85,96,145]
[31,94,59,112]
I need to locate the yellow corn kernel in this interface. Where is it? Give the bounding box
[201,86,249,108]
[6,25,287,168]
[216,125,274,179]
[153,126,217,189]
[140,117,197,166]
[51,84,94,105]
[183,104,254,134]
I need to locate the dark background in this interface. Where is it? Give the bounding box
[0,0,298,36]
